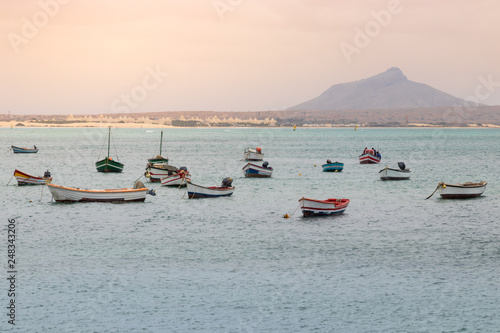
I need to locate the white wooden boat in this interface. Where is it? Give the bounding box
[379,162,411,180]
[14,169,52,185]
[359,148,381,164]
[243,147,264,161]
[145,163,178,182]
[47,184,152,202]
[299,197,350,217]
[438,181,487,199]
[187,178,234,199]
[242,162,273,178]
[161,171,191,187]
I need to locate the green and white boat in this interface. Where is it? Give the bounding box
[147,130,168,165]
[96,127,124,173]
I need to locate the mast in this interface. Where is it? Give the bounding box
[159,130,163,155]
[107,126,111,158]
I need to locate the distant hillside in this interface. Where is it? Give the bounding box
[288,67,470,111]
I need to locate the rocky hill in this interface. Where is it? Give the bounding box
[288,67,469,111]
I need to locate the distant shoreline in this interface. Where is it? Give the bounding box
[1,121,499,129]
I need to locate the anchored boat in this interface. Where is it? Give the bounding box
[47,183,155,202]
[359,148,381,164]
[242,161,273,178]
[96,127,124,173]
[322,160,344,172]
[14,169,52,185]
[243,147,264,161]
[299,197,350,217]
[12,145,38,154]
[379,162,411,180]
[187,178,234,199]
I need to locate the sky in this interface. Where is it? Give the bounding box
[1,0,499,115]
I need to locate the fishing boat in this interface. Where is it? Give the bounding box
[243,147,264,161]
[11,145,39,154]
[379,162,411,180]
[148,130,169,164]
[322,160,344,172]
[298,197,350,217]
[359,148,381,164]
[96,127,124,173]
[437,181,487,199]
[145,163,178,182]
[47,183,154,202]
[161,169,191,186]
[14,169,52,186]
[187,178,234,199]
[242,162,273,178]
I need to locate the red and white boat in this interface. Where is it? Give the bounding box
[187,178,234,199]
[161,170,191,187]
[298,197,350,217]
[359,148,381,164]
[47,184,154,202]
[438,181,487,199]
[145,163,178,182]
[14,169,52,186]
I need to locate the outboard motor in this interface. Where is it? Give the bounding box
[326,159,332,164]
[398,162,406,170]
[44,170,51,178]
[262,161,269,168]
[179,166,188,172]
[221,177,233,188]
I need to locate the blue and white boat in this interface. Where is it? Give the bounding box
[12,145,39,154]
[242,162,273,178]
[322,160,344,172]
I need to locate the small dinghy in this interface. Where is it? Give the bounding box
[14,169,52,185]
[161,168,191,186]
[242,161,273,178]
[298,197,350,217]
[379,162,411,180]
[187,177,234,199]
[12,145,39,154]
[322,159,344,172]
[47,181,155,203]
[426,181,487,199]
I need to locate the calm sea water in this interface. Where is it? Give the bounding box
[1,127,500,332]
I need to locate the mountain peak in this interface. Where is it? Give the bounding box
[287,68,467,111]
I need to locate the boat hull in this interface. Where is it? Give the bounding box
[161,173,191,186]
[187,182,234,199]
[96,157,124,173]
[47,184,147,202]
[438,182,487,199]
[322,162,344,172]
[359,153,381,164]
[147,156,169,165]
[379,167,411,180]
[242,163,273,178]
[299,197,350,217]
[12,145,38,154]
[14,169,52,186]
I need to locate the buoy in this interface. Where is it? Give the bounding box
[334,170,338,172]
[314,164,316,167]
[284,214,290,218]
[442,184,446,188]
[299,173,302,176]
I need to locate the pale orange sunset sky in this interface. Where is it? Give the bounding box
[1,0,499,114]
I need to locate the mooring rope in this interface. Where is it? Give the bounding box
[425,182,444,200]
